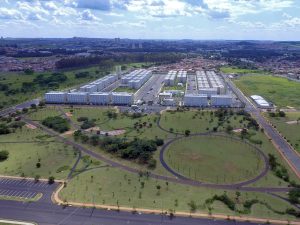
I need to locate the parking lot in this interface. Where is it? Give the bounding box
[0,189,38,200]
[0,178,58,202]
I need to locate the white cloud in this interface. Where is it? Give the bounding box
[80,9,101,21]
[0,8,23,20]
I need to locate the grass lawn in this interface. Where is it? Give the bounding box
[113,87,136,93]
[59,166,299,221]
[162,85,185,91]
[27,106,62,121]
[165,136,264,184]
[220,66,267,74]
[234,75,300,109]
[0,127,78,179]
[159,110,247,134]
[266,112,300,152]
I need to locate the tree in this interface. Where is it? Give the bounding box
[184,130,191,136]
[0,150,9,161]
[187,200,197,213]
[34,175,40,183]
[36,162,41,168]
[48,176,55,185]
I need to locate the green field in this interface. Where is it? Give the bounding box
[59,166,299,221]
[266,112,300,152]
[113,87,136,93]
[234,75,300,109]
[0,126,77,179]
[220,66,267,74]
[159,110,247,134]
[165,136,264,184]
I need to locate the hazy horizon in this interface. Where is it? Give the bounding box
[0,0,299,41]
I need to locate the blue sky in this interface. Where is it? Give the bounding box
[0,0,299,40]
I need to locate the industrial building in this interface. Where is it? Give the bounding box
[251,95,270,108]
[45,91,67,103]
[184,94,208,107]
[89,92,111,105]
[67,92,89,104]
[111,92,133,105]
[211,95,232,107]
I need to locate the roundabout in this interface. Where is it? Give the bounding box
[160,133,269,186]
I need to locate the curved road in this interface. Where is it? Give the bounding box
[22,117,291,193]
[159,133,269,188]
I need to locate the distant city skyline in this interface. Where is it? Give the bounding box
[0,0,299,41]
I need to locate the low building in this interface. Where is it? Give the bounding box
[184,94,208,107]
[67,92,89,104]
[250,95,270,108]
[211,95,232,107]
[89,92,111,105]
[111,92,133,105]
[45,91,67,103]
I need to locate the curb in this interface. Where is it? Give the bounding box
[52,183,300,225]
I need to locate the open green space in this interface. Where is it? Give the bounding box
[220,66,266,74]
[234,75,300,109]
[159,110,247,134]
[162,85,185,91]
[266,112,300,152]
[113,87,136,93]
[59,166,299,221]
[27,106,62,121]
[0,126,77,179]
[165,136,264,184]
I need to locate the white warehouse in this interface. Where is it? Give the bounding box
[89,92,111,105]
[67,92,89,104]
[80,84,97,93]
[45,91,67,103]
[111,92,133,105]
[211,95,232,107]
[184,94,208,107]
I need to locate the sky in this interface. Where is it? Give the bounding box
[0,0,300,40]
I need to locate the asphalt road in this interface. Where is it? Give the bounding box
[0,199,258,225]
[135,74,165,103]
[0,98,40,117]
[223,74,300,177]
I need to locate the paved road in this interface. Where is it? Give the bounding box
[0,199,258,225]
[0,178,259,225]
[159,133,270,188]
[135,74,165,103]
[223,74,300,177]
[0,99,40,117]
[22,117,291,193]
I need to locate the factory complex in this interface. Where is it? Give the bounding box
[45,68,235,108]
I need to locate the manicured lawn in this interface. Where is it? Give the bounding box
[0,127,77,179]
[59,166,298,221]
[165,135,264,184]
[266,112,300,152]
[234,75,300,109]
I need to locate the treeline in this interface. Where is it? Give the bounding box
[73,130,164,168]
[55,52,184,69]
[42,116,70,133]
